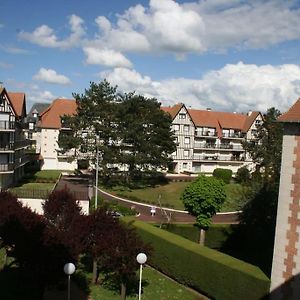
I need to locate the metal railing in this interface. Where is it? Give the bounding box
[222,132,245,138]
[0,121,15,130]
[0,163,14,172]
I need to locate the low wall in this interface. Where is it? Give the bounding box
[19,198,89,215]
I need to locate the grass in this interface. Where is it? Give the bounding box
[90,266,205,300]
[34,170,62,179]
[105,181,248,212]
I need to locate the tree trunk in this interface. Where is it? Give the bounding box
[92,259,98,284]
[199,228,206,246]
[120,282,127,300]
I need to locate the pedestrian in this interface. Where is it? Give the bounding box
[150,206,156,216]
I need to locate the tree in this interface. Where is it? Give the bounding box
[181,175,226,245]
[222,108,284,275]
[235,166,251,184]
[117,93,176,181]
[243,107,283,187]
[58,80,176,184]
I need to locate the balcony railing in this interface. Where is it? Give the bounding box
[193,143,244,151]
[192,155,245,162]
[0,121,15,130]
[14,139,32,149]
[195,131,218,137]
[222,132,245,139]
[0,163,14,172]
[0,144,14,151]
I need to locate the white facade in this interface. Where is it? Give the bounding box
[170,105,262,175]
[40,128,77,170]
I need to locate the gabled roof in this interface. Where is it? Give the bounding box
[39,99,77,129]
[7,92,26,118]
[278,99,300,122]
[243,111,261,132]
[162,103,262,136]
[161,103,184,118]
[27,103,50,122]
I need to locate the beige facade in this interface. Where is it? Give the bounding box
[168,104,262,174]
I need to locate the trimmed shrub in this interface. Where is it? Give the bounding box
[129,220,270,300]
[213,168,232,184]
[235,166,251,184]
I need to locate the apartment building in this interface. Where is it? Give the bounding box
[26,103,50,153]
[36,98,77,170]
[0,87,32,188]
[162,103,262,174]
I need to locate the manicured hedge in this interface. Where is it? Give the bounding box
[130,220,270,300]
[213,168,233,184]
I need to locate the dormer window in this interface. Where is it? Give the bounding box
[33,113,38,118]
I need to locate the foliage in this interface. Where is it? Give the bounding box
[243,107,283,187]
[212,168,232,184]
[58,80,176,184]
[129,220,270,300]
[181,175,226,229]
[225,107,284,275]
[235,166,251,184]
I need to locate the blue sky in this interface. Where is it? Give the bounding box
[1,0,300,113]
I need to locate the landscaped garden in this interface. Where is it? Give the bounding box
[9,170,63,198]
[103,180,248,212]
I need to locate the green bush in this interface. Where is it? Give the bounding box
[213,168,232,184]
[129,220,270,300]
[235,166,251,184]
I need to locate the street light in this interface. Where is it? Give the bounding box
[95,146,99,209]
[64,263,76,300]
[136,253,147,300]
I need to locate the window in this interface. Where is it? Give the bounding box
[184,125,189,132]
[183,163,188,169]
[174,124,180,131]
[29,122,34,130]
[179,113,186,119]
[184,150,189,157]
[184,137,190,144]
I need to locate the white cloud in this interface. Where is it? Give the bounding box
[0,45,32,54]
[91,0,300,56]
[83,47,132,68]
[101,62,300,113]
[33,68,71,85]
[19,14,85,49]
[0,62,13,69]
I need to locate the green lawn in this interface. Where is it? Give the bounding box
[90,266,205,300]
[106,181,248,212]
[34,170,62,180]
[9,182,55,199]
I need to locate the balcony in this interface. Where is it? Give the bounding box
[193,143,244,151]
[0,144,14,151]
[222,132,245,139]
[0,121,15,130]
[0,163,14,172]
[195,131,217,138]
[192,155,245,163]
[14,139,32,149]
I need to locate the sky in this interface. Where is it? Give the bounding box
[1,0,300,113]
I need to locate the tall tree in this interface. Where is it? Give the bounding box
[222,108,284,275]
[117,93,176,180]
[243,107,283,187]
[181,175,226,245]
[59,80,176,184]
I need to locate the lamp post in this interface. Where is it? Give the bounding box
[136,253,147,300]
[64,263,76,300]
[95,146,99,209]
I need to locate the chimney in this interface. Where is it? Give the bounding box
[247,111,252,116]
[206,108,212,111]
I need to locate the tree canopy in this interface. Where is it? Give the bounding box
[181,175,226,230]
[58,80,176,184]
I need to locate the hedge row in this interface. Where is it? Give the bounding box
[130,220,270,300]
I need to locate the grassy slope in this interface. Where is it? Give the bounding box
[90,266,205,300]
[107,181,247,212]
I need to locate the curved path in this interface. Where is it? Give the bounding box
[98,188,240,224]
[54,175,240,224]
